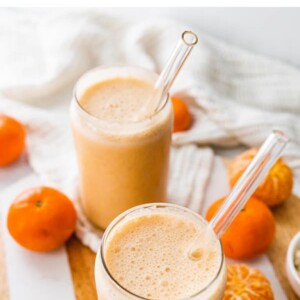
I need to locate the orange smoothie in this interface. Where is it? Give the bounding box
[95,204,226,300]
[71,66,173,229]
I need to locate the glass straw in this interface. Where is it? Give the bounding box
[152,31,198,112]
[209,130,288,238]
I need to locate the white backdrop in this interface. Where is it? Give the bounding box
[108,8,300,68]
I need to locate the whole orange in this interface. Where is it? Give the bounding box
[228,148,293,207]
[224,264,274,300]
[7,186,76,252]
[171,96,192,133]
[0,114,26,166]
[206,196,275,260]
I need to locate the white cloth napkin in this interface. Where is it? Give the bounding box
[0,9,299,174]
[0,12,299,297]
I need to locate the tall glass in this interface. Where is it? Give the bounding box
[70,66,173,229]
[95,203,227,300]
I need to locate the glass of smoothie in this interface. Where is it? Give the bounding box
[95,203,226,300]
[70,66,173,229]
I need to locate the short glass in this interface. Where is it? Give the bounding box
[70,66,173,229]
[95,203,227,300]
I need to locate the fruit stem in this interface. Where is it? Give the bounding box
[35,200,43,207]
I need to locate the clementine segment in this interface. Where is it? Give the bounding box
[228,148,293,207]
[206,197,275,260]
[171,96,192,133]
[0,114,26,166]
[7,186,76,252]
[223,264,274,300]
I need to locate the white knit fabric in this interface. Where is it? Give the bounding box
[0,9,300,254]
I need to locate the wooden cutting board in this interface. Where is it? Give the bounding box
[1,187,300,299]
[268,193,300,300]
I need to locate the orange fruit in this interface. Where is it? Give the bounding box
[228,148,293,207]
[223,264,274,300]
[171,96,192,133]
[0,114,26,166]
[206,196,275,260]
[7,186,76,252]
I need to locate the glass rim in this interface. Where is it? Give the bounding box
[98,202,225,300]
[73,64,170,126]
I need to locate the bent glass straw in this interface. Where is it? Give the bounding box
[152,30,198,112]
[209,130,288,238]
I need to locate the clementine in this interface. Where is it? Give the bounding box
[7,186,76,252]
[206,196,275,260]
[171,96,192,133]
[228,148,293,207]
[223,264,274,300]
[0,114,26,166]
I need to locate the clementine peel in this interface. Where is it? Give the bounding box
[223,264,274,300]
[228,148,293,207]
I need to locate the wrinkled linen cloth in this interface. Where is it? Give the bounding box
[0,9,300,253]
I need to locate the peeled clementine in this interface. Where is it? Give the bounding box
[0,114,26,166]
[223,264,274,300]
[171,96,192,133]
[206,196,275,260]
[7,186,76,252]
[228,148,293,207]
